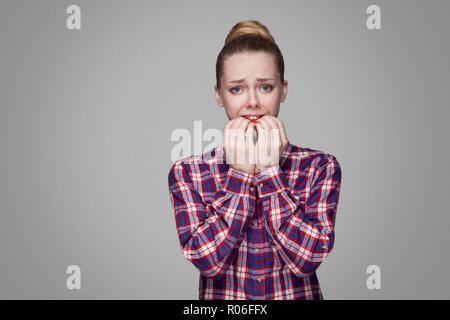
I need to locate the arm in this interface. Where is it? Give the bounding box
[168,160,256,279]
[255,155,342,277]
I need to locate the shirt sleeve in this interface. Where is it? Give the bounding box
[168,161,256,279]
[254,155,342,278]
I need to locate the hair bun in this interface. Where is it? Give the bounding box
[225,20,276,45]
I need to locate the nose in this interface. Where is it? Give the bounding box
[247,87,260,109]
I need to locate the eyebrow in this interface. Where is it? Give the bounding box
[228,78,275,84]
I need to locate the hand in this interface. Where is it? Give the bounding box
[253,115,289,173]
[222,117,257,175]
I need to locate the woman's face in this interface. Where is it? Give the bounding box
[214,51,288,121]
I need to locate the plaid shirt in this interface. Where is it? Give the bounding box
[168,142,342,300]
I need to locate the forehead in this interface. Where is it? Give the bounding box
[222,51,278,80]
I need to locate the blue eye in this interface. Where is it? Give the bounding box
[261,85,273,92]
[231,87,242,93]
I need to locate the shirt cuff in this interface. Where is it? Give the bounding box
[222,167,256,198]
[254,165,289,198]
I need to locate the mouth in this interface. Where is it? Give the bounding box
[243,115,264,122]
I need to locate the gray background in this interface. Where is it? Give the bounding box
[1,0,449,299]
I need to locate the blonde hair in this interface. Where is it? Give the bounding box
[224,20,276,45]
[216,20,284,89]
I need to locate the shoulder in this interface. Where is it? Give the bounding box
[286,142,341,171]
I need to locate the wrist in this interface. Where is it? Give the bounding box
[255,164,274,174]
[254,165,287,198]
[229,164,255,176]
[222,167,256,197]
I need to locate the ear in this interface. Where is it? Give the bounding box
[214,85,224,107]
[280,80,288,102]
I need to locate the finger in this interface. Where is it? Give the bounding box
[257,115,274,131]
[266,117,281,150]
[230,116,246,130]
[223,120,233,135]
[237,117,251,131]
[249,122,258,145]
[226,125,239,164]
[228,119,246,154]
[270,126,281,165]
[222,126,227,150]
[254,122,263,141]
[263,117,281,154]
[246,123,256,165]
[255,122,270,166]
[255,122,270,151]
[263,115,280,131]
[258,117,273,153]
[245,122,254,138]
[222,120,234,150]
[276,118,289,147]
[236,126,246,165]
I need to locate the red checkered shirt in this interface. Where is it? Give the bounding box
[168,142,342,299]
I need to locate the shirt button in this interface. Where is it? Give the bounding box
[255,248,260,253]
[250,187,254,192]
[259,183,263,189]
[253,220,259,226]
[257,278,262,283]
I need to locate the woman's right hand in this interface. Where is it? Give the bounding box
[222,117,256,175]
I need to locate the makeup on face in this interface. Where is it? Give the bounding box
[243,114,264,123]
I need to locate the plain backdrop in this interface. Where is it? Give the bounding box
[0,0,449,299]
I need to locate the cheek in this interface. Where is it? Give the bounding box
[262,95,281,113]
[222,100,242,118]
[223,95,244,110]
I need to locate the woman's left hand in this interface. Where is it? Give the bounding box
[253,115,289,173]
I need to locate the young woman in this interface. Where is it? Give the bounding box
[168,20,342,300]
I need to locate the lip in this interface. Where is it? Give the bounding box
[242,114,264,122]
